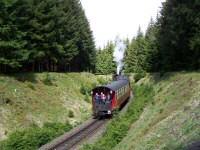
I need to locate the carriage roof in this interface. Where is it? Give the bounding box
[92,78,129,92]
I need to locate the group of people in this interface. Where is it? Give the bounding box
[95,92,111,103]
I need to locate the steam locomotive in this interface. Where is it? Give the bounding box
[91,74,131,118]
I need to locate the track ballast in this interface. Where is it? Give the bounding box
[39,118,108,150]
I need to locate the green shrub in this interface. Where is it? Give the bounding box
[97,77,107,85]
[0,122,72,150]
[91,82,97,89]
[80,84,90,95]
[80,83,96,96]
[82,84,154,150]
[134,72,146,82]
[68,110,74,118]
[0,92,12,105]
[80,82,98,102]
[43,73,55,85]
[159,108,164,113]
[0,141,6,150]
[84,93,91,103]
[26,82,35,90]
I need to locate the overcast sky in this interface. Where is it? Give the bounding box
[80,0,165,48]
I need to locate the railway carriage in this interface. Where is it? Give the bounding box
[91,76,131,117]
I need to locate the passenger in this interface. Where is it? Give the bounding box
[95,93,99,103]
[101,93,106,103]
[95,93,98,99]
[107,94,110,101]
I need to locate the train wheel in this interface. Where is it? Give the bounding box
[92,113,98,119]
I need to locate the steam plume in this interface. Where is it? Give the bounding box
[113,37,126,75]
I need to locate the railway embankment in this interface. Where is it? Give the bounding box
[0,72,110,150]
[1,72,199,150]
[115,72,200,150]
[82,72,200,150]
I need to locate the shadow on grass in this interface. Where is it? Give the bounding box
[150,70,200,83]
[149,72,177,83]
[8,72,37,83]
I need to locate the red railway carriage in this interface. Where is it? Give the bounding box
[91,76,131,117]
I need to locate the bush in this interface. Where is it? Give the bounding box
[80,82,96,96]
[91,82,97,89]
[43,73,55,85]
[26,82,35,90]
[68,110,74,118]
[84,93,90,103]
[159,108,164,113]
[0,92,12,105]
[80,84,90,95]
[134,72,146,82]
[97,77,107,85]
[0,122,72,150]
[0,141,6,150]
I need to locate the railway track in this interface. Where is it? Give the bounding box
[39,92,133,150]
[39,118,108,150]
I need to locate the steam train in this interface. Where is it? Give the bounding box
[91,75,131,117]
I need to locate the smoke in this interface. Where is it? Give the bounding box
[113,37,126,75]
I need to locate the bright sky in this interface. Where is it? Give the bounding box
[80,0,165,48]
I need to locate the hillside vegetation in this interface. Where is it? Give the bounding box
[115,72,200,150]
[0,72,110,141]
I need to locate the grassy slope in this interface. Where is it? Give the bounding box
[115,72,200,150]
[0,72,110,140]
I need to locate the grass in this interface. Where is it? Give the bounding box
[81,72,200,150]
[0,72,111,142]
[114,72,200,150]
[1,72,198,150]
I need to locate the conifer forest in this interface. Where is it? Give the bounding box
[0,0,200,73]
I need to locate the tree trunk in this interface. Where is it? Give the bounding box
[68,64,71,72]
[4,65,6,73]
[38,63,41,72]
[32,62,35,72]
[46,59,49,72]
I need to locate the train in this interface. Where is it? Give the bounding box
[91,75,131,118]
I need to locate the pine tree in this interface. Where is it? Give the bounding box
[158,0,200,71]
[125,27,147,73]
[124,38,136,73]
[0,0,96,73]
[0,0,29,72]
[69,0,96,72]
[95,41,116,74]
[145,18,160,72]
